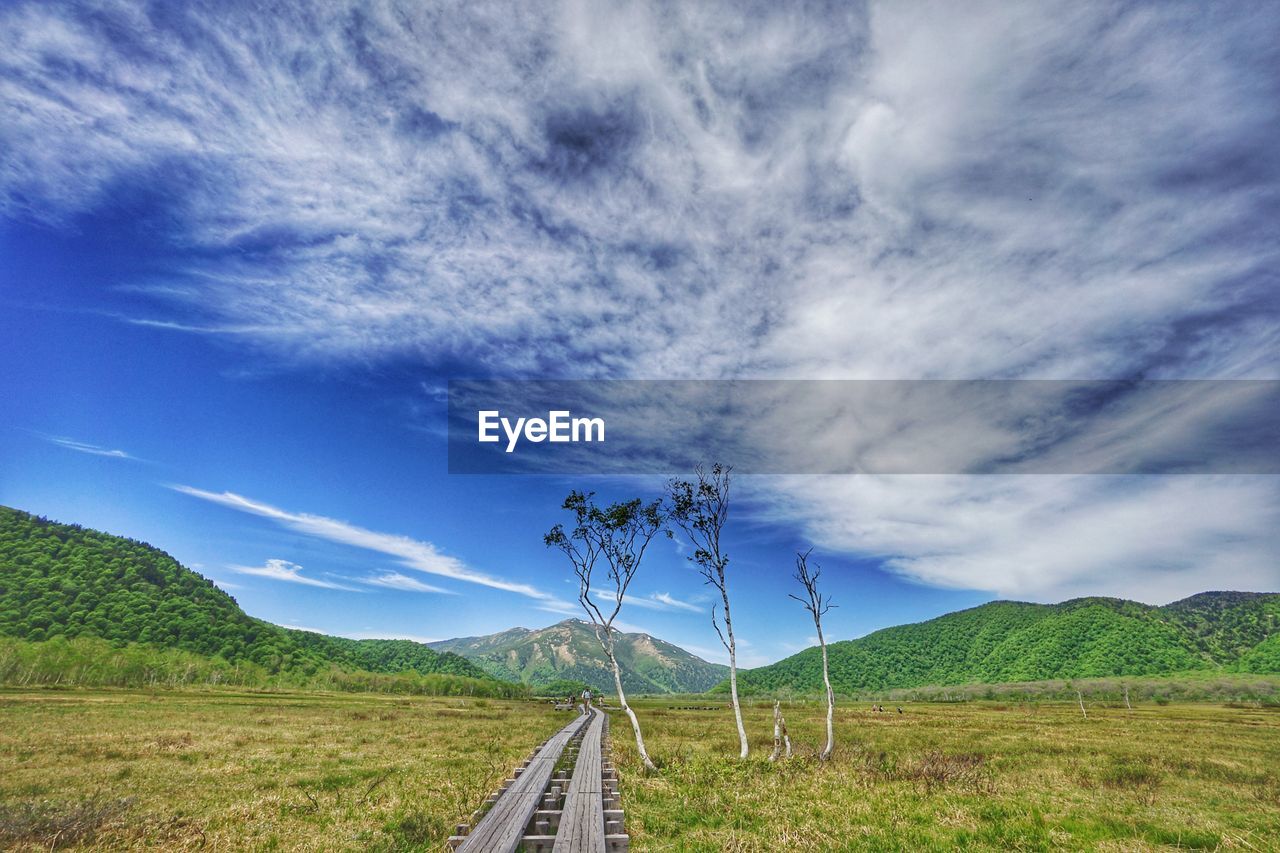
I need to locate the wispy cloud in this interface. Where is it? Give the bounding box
[5,2,1279,603]
[43,435,134,459]
[537,601,584,617]
[344,631,443,644]
[2,1,1273,381]
[207,577,243,591]
[358,571,452,595]
[592,589,703,613]
[649,592,703,613]
[230,558,359,591]
[173,485,573,607]
[276,623,441,644]
[279,623,332,635]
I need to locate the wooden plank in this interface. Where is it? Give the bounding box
[553,709,606,853]
[457,713,589,853]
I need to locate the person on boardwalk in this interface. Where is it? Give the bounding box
[582,687,593,712]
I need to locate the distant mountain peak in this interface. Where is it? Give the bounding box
[431,618,727,693]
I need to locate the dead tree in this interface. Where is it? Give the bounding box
[769,701,793,761]
[546,490,665,771]
[1077,689,1087,719]
[790,548,836,761]
[1123,684,1131,710]
[668,463,749,759]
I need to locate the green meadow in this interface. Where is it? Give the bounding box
[2,689,1278,851]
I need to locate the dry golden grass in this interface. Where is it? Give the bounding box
[2,689,1278,851]
[615,697,1280,851]
[0,689,565,850]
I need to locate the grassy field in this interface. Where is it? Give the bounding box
[618,697,1280,851]
[0,689,564,850]
[1,689,1278,850]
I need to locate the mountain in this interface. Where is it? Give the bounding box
[0,506,488,681]
[733,593,1280,695]
[430,619,728,694]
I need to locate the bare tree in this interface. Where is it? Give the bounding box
[1123,684,1131,710]
[790,548,836,761]
[545,490,665,771]
[769,700,792,762]
[1077,689,1087,719]
[667,463,748,759]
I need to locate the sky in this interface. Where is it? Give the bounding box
[1,0,1278,668]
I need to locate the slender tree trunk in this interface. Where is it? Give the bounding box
[1124,686,1131,710]
[720,585,749,759]
[769,701,793,761]
[818,624,834,761]
[603,637,656,771]
[769,701,782,761]
[1077,690,1087,719]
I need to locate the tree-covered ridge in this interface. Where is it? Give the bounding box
[430,618,728,694]
[732,593,1280,695]
[0,506,486,680]
[1160,591,1280,663]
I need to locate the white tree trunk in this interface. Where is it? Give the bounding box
[819,626,834,761]
[1124,686,1131,710]
[1077,690,1087,719]
[720,586,749,759]
[769,701,782,761]
[769,701,793,761]
[605,640,656,771]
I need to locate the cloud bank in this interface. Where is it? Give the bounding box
[5,1,1274,380]
[4,1,1278,600]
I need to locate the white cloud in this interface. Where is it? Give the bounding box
[279,623,332,635]
[343,631,443,644]
[4,2,1278,603]
[277,623,441,644]
[592,589,703,613]
[680,638,770,669]
[649,592,703,613]
[230,558,359,591]
[680,643,728,665]
[537,601,584,617]
[754,474,1280,604]
[359,571,452,595]
[6,2,1273,381]
[43,435,134,459]
[174,484,574,607]
[207,577,243,591]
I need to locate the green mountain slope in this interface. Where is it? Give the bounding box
[430,619,728,694]
[0,506,487,680]
[734,592,1280,694]
[1160,591,1280,663]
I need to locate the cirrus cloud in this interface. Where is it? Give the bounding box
[3,1,1278,602]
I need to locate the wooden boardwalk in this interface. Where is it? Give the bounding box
[456,712,588,852]
[553,710,605,852]
[450,708,628,852]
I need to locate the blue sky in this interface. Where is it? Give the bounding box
[1,0,1278,667]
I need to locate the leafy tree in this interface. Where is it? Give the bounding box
[546,490,666,771]
[668,463,750,758]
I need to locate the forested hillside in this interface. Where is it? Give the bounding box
[0,506,487,681]
[734,593,1280,694]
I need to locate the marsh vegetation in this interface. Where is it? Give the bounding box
[2,689,1277,850]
